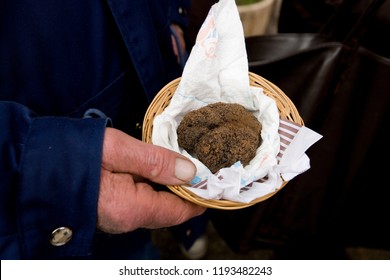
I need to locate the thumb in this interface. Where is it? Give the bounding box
[102,128,196,185]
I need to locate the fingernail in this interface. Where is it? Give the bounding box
[175,158,196,182]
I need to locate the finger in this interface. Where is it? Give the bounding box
[144,186,206,229]
[171,34,180,64]
[97,172,205,233]
[102,128,197,185]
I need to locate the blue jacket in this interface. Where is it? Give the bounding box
[0,0,189,259]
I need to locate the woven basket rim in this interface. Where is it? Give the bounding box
[142,72,303,210]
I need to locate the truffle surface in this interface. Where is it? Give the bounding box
[177,102,262,173]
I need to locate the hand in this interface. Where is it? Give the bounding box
[170,23,187,65]
[97,127,205,234]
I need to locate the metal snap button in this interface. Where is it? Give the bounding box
[50,227,73,246]
[178,7,187,15]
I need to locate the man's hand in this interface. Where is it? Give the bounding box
[97,127,205,234]
[170,23,187,66]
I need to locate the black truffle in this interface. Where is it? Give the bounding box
[177,102,262,173]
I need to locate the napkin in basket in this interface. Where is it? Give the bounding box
[152,0,322,203]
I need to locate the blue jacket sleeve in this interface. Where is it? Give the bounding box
[0,101,108,259]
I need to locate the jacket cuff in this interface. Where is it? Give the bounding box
[18,116,107,258]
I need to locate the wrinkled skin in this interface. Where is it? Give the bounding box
[98,128,205,234]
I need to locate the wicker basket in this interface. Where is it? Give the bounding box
[142,72,304,210]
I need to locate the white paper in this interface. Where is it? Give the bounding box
[152,0,322,203]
